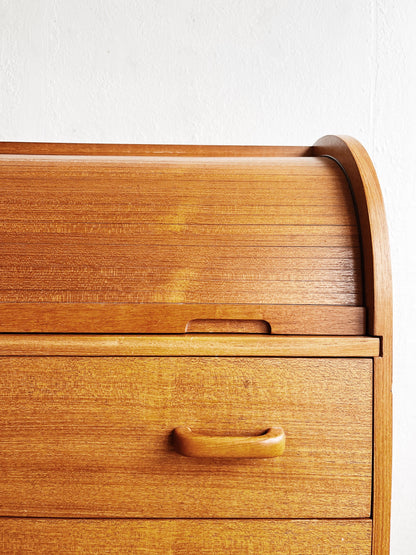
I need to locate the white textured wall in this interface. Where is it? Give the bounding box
[1,2,415,553]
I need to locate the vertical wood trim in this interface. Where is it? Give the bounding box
[313,135,392,555]
[373,357,393,555]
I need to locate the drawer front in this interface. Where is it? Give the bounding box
[0,357,372,518]
[0,518,372,554]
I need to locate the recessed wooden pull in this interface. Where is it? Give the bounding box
[172,426,285,459]
[185,319,271,334]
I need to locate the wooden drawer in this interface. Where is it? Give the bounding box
[0,518,372,554]
[0,356,372,519]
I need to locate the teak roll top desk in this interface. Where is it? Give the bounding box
[0,136,392,554]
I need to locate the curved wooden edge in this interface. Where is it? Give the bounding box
[313,135,392,555]
[312,135,392,340]
[172,427,286,459]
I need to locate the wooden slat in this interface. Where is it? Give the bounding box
[0,285,360,305]
[0,182,352,200]
[0,246,362,275]
[0,141,311,157]
[0,334,379,356]
[0,305,366,335]
[0,518,372,554]
[0,244,361,260]
[0,153,348,175]
[0,267,359,283]
[0,357,372,518]
[0,223,360,246]
[0,208,357,225]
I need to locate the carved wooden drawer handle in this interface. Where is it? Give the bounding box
[172,426,285,458]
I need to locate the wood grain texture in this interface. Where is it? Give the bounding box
[314,135,392,555]
[172,426,286,458]
[0,334,380,357]
[0,303,366,335]
[0,138,390,552]
[0,357,372,518]
[0,141,311,157]
[0,518,372,554]
[373,357,393,555]
[0,152,363,332]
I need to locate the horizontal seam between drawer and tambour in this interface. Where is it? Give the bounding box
[0,335,380,357]
[0,516,373,521]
